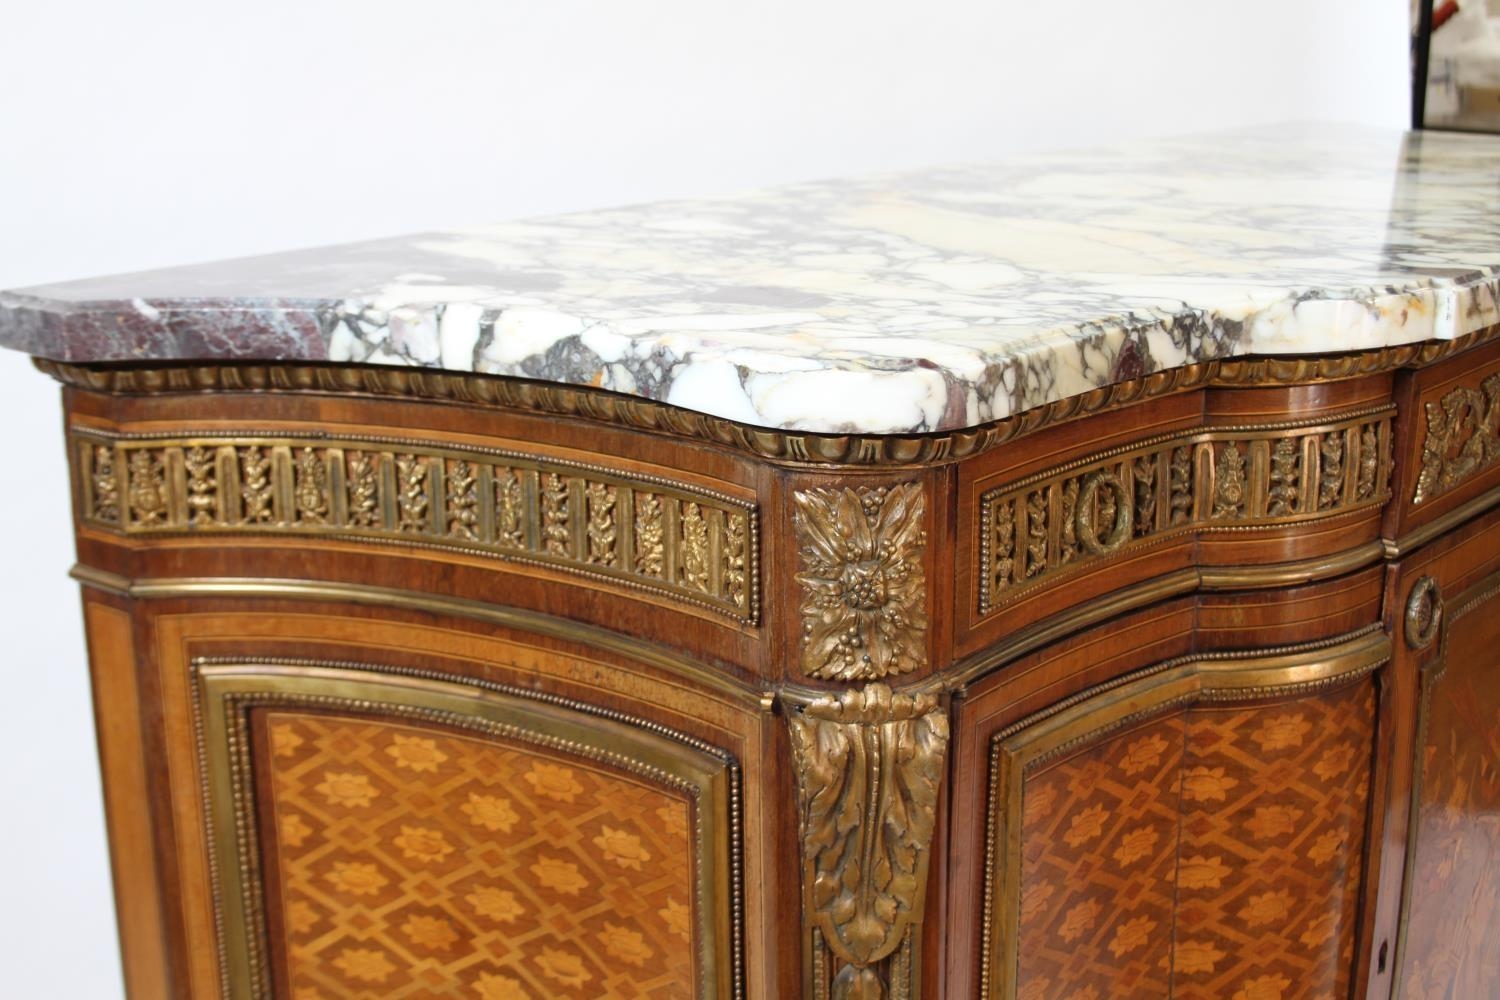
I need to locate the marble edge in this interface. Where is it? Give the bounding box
[3,268,1500,435]
[0,290,332,363]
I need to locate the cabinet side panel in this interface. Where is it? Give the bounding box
[84,599,171,999]
[1396,582,1500,996]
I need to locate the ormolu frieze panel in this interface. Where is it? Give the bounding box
[1413,371,1500,506]
[978,407,1393,614]
[75,429,758,623]
[194,660,743,999]
[982,633,1387,1000]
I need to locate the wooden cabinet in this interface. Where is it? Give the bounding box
[42,327,1500,998]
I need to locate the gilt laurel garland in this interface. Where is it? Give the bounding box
[787,683,950,1000]
[794,484,929,681]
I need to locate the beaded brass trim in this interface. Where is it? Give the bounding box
[35,322,1498,467]
[191,658,745,999]
[74,428,759,624]
[977,405,1394,615]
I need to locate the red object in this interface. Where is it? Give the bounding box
[1433,0,1461,31]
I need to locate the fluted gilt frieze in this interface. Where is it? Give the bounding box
[74,429,759,623]
[787,683,950,1000]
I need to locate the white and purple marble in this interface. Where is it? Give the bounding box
[4,124,1500,435]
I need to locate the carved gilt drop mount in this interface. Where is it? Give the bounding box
[788,683,950,1000]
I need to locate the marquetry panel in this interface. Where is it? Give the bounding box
[1010,714,1183,997]
[193,660,741,999]
[262,712,695,999]
[977,407,1393,615]
[982,632,1385,1000]
[1168,686,1371,999]
[74,429,758,622]
[1396,573,1500,998]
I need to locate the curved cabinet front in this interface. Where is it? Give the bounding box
[981,631,1388,1000]
[47,336,1500,1000]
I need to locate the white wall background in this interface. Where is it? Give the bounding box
[0,2,1407,995]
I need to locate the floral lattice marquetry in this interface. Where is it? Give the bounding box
[256,712,698,999]
[794,483,929,681]
[995,680,1375,1000]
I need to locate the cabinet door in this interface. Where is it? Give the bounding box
[977,630,1387,1000]
[1393,566,1500,996]
[114,596,758,999]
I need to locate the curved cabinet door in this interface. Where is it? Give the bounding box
[981,632,1387,1000]
[1394,567,1500,997]
[192,658,737,999]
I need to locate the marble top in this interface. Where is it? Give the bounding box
[4,124,1499,435]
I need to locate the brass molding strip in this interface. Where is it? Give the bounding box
[1197,539,1388,589]
[72,426,759,625]
[36,322,1499,468]
[69,566,772,708]
[944,540,1388,695]
[993,624,1388,753]
[1383,482,1500,558]
[979,625,1390,999]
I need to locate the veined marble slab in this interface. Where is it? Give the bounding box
[4,124,1499,435]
